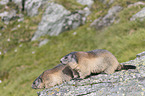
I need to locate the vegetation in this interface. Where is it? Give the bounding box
[0,0,145,96]
[54,0,85,11]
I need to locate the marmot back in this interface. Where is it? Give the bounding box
[60,49,136,79]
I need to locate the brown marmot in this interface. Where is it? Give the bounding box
[32,63,78,89]
[60,49,136,79]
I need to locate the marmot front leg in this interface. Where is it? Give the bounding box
[72,69,79,78]
[104,67,115,74]
[78,70,90,79]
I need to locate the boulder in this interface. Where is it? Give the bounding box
[31,2,87,41]
[31,2,70,41]
[130,7,145,21]
[38,51,145,96]
[90,5,123,30]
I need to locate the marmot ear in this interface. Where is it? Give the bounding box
[72,54,78,63]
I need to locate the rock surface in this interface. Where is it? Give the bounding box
[0,10,20,24]
[31,2,70,41]
[12,0,52,16]
[130,7,145,21]
[90,5,123,30]
[0,0,51,16]
[25,0,51,16]
[38,51,145,96]
[31,2,87,41]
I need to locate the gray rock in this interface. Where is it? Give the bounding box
[31,2,87,41]
[4,0,51,16]
[79,7,91,17]
[109,0,114,5]
[0,10,19,24]
[128,2,145,8]
[99,0,107,4]
[0,11,9,18]
[107,5,122,14]
[37,51,145,96]
[0,0,8,5]
[99,0,114,5]
[12,0,22,5]
[136,51,145,58]
[130,7,145,21]
[0,0,22,6]
[17,17,24,22]
[90,5,123,30]
[76,0,94,7]
[31,2,70,41]
[25,0,43,16]
[63,9,87,30]
[25,0,52,16]
[39,39,49,47]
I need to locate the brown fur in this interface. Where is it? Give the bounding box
[60,49,136,79]
[32,64,76,89]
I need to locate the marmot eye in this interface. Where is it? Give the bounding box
[65,57,68,59]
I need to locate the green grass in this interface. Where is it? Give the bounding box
[0,12,42,54]
[54,0,85,11]
[0,0,145,96]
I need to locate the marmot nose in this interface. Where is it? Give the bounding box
[32,84,36,89]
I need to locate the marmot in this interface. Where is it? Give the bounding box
[60,49,136,79]
[32,63,78,89]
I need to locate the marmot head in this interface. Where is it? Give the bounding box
[60,52,78,65]
[32,74,45,89]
